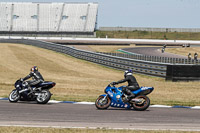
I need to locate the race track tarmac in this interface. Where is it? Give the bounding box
[122,47,187,58]
[0,100,200,131]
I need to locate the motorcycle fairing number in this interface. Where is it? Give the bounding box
[107,91,113,97]
[141,87,149,91]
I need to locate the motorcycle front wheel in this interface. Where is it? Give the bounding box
[95,96,111,109]
[130,95,150,111]
[9,89,20,103]
[36,90,51,104]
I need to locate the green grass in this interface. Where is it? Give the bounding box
[96,31,200,40]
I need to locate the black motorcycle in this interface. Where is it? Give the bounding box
[9,79,56,104]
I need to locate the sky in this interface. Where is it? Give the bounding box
[1,0,200,28]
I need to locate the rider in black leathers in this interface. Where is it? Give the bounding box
[112,69,139,101]
[21,66,44,94]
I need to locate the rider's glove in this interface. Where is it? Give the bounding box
[111,82,117,85]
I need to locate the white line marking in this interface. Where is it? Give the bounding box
[48,100,62,103]
[150,105,172,108]
[191,106,200,109]
[73,102,95,105]
[1,97,199,109]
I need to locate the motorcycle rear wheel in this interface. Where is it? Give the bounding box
[9,89,20,103]
[36,90,51,104]
[95,96,111,109]
[130,95,150,111]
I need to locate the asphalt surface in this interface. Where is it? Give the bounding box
[122,47,187,58]
[0,100,200,131]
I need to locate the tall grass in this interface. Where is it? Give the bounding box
[96,31,200,40]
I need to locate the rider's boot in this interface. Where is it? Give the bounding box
[126,89,135,101]
[123,94,129,103]
[27,85,33,95]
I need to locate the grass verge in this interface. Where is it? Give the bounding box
[165,47,200,57]
[0,127,199,133]
[96,30,200,40]
[1,43,200,106]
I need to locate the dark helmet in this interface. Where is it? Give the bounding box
[31,66,38,72]
[124,69,133,78]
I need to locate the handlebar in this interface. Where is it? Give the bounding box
[109,82,117,87]
[18,78,28,86]
[109,83,114,87]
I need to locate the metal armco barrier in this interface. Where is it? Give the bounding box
[104,49,200,65]
[1,39,200,81]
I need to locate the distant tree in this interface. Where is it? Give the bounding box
[164,34,167,40]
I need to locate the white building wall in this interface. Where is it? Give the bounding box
[0,2,98,32]
[85,3,98,32]
[12,3,37,31]
[0,3,12,31]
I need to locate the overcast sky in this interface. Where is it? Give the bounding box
[1,0,200,28]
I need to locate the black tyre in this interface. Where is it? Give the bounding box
[131,95,150,111]
[95,96,111,109]
[36,90,51,104]
[9,89,20,103]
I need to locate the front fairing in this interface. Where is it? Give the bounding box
[15,80,23,91]
[104,85,131,109]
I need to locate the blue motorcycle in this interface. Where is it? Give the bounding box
[95,83,154,111]
[9,79,56,104]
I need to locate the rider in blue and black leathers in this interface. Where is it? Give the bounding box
[21,66,44,94]
[112,69,139,101]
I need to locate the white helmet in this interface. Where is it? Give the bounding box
[124,69,133,77]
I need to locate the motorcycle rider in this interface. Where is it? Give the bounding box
[112,69,140,101]
[21,66,44,94]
